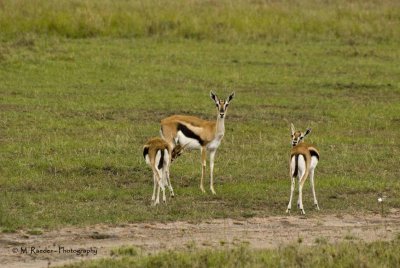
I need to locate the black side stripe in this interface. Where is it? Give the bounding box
[158,149,164,170]
[143,147,149,159]
[310,150,320,160]
[293,155,299,178]
[177,123,205,146]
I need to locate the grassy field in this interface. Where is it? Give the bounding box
[65,237,400,268]
[1,0,399,42]
[0,0,400,232]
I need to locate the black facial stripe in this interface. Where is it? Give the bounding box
[143,147,149,159]
[177,123,205,146]
[158,149,164,170]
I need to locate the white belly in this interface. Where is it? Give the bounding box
[176,131,202,150]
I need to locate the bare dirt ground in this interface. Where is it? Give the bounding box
[1,209,399,268]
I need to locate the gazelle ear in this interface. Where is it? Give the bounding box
[304,128,312,137]
[227,91,235,103]
[290,123,295,136]
[210,91,219,103]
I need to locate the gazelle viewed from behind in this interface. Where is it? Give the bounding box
[160,91,235,194]
[143,137,185,206]
[286,123,320,214]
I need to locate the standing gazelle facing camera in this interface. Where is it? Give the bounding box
[286,123,320,214]
[143,138,185,206]
[160,91,235,194]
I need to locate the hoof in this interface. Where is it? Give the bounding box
[315,204,320,211]
[286,208,291,214]
[300,209,305,215]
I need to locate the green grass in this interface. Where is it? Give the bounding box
[64,238,400,267]
[0,0,399,42]
[0,0,400,230]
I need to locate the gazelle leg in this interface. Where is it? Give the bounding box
[151,173,156,201]
[163,149,173,198]
[166,169,174,197]
[310,169,319,210]
[298,183,304,214]
[286,176,295,213]
[157,169,166,203]
[152,178,160,207]
[155,182,160,206]
[209,150,217,195]
[298,170,309,215]
[152,168,165,205]
[200,147,206,193]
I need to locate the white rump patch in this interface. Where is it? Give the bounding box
[145,154,151,165]
[155,150,162,170]
[290,156,296,177]
[297,155,306,179]
[310,156,318,170]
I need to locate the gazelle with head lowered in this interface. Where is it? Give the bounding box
[143,137,185,205]
[286,123,320,214]
[160,91,235,194]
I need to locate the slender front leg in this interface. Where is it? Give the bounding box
[309,169,319,210]
[200,147,206,193]
[209,150,217,195]
[286,176,295,213]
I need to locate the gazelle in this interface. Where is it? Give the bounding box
[286,123,320,214]
[160,91,235,194]
[143,137,185,205]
